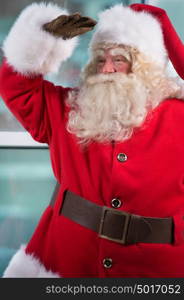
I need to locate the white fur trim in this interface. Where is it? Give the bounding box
[3,245,60,278]
[3,2,78,75]
[90,4,167,66]
[175,79,184,99]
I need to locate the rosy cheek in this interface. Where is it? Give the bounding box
[116,63,130,73]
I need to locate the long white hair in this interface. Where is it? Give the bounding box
[67,45,180,144]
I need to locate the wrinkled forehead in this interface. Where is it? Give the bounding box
[93,46,132,61]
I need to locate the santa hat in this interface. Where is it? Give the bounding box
[90,3,184,79]
[90,4,167,67]
[130,3,184,80]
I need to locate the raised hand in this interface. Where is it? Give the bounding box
[43,13,97,39]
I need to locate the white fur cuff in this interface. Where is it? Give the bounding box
[3,245,60,278]
[3,2,78,75]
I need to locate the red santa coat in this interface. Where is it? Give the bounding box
[1,60,184,278]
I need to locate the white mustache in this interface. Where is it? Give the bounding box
[85,72,129,85]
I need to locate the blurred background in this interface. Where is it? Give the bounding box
[0,0,183,276]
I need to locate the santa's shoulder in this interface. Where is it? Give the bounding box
[159,97,184,122]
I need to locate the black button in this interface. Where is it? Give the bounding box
[103,258,113,269]
[111,198,122,208]
[117,153,128,162]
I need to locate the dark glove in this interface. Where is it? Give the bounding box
[43,13,97,39]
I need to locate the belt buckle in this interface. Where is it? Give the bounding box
[98,206,131,244]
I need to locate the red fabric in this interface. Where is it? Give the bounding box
[130,4,184,80]
[1,60,184,277]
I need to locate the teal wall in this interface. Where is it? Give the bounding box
[0,148,56,276]
[149,0,184,41]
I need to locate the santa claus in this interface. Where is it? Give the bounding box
[0,2,184,278]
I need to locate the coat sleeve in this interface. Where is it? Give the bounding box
[131,4,184,80]
[0,60,70,144]
[0,2,78,143]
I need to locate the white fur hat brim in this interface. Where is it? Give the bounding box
[90,4,167,66]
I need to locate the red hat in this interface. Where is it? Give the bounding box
[131,3,184,80]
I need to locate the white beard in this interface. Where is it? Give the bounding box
[67,72,150,144]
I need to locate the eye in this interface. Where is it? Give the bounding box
[97,57,105,64]
[113,56,127,63]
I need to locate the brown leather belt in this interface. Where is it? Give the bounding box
[53,189,173,245]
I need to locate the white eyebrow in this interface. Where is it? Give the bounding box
[94,49,105,58]
[110,47,130,60]
[109,48,128,56]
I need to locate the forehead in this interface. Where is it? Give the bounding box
[95,47,130,58]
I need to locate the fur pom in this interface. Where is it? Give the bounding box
[90,4,167,66]
[3,245,60,278]
[3,2,78,75]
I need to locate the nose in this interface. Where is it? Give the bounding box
[101,60,115,73]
